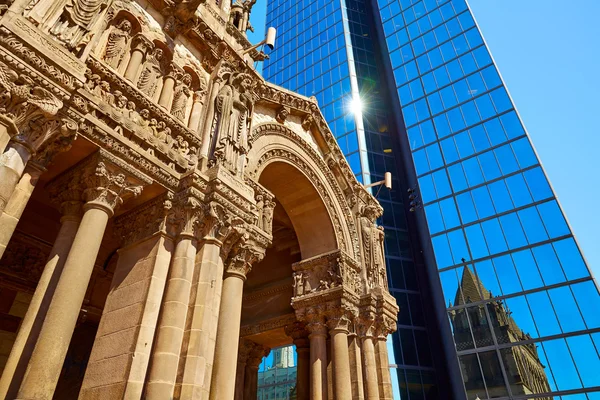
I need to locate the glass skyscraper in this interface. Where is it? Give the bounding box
[261,0,600,399]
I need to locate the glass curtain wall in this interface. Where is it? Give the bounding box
[374,0,600,399]
[264,0,442,397]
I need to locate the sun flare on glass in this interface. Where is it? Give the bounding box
[349,96,363,115]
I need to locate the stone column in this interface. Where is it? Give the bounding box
[0,163,43,259]
[125,35,152,82]
[187,91,206,132]
[177,237,224,399]
[80,197,173,399]
[234,340,251,400]
[0,200,81,400]
[16,153,147,400]
[375,334,393,400]
[243,343,269,400]
[158,64,179,111]
[210,244,263,400]
[328,315,352,400]
[0,142,31,214]
[145,207,199,400]
[348,332,365,400]
[360,330,379,400]
[307,321,328,400]
[285,323,310,400]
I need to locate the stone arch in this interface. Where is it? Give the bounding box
[248,123,359,260]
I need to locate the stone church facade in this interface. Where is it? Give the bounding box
[0,0,398,399]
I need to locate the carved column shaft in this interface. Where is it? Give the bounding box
[158,67,178,110]
[286,326,310,400]
[328,317,352,400]
[187,92,205,132]
[17,202,112,399]
[178,238,224,399]
[0,201,81,400]
[125,37,151,82]
[348,333,365,400]
[209,270,247,400]
[361,335,380,400]
[0,163,43,259]
[145,234,197,400]
[308,322,328,400]
[243,345,269,400]
[375,337,393,400]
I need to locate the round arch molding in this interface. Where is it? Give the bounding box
[247,122,360,261]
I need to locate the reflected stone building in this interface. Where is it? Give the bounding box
[257,346,298,400]
[450,267,552,400]
[0,0,400,399]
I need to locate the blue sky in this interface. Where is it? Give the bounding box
[247,0,600,279]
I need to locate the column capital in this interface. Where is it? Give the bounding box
[224,241,265,280]
[326,311,352,334]
[47,151,151,217]
[246,341,270,369]
[284,322,309,348]
[114,192,176,247]
[374,315,397,340]
[131,33,154,53]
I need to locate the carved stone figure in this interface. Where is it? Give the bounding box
[171,73,191,121]
[255,194,264,229]
[261,201,275,235]
[360,205,385,289]
[102,19,132,70]
[47,0,108,51]
[137,47,164,98]
[211,72,255,175]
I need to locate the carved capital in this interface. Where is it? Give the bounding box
[0,62,63,133]
[326,311,352,334]
[29,118,79,167]
[168,194,206,239]
[224,241,265,280]
[356,318,376,339]
[284,322,309,348]
[246,341,270,369]
[48,151,151,217]
[114,193,175,246]
[131,34,153,53]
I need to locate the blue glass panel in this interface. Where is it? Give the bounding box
[571,281,600,329]
[461,101,479,127]
[433,114,451,138]
[548,286,586,333]
[532,244,566,285]
[456,192,477,224]
[499,213,528,249]
[425,203,444,234]
[448,229,469,264]
[505,296,539,337]
[469,126,490,153]
[426,143,444,170]
[433,169,452,198]
[542,339,582,391]
[483,118,507,146]
[447,164,468,192]
[505,174,533,208]
[478,151,501,181]
[487,180,514,213]
[440,198,461,230]
[493,255,522,295]
[421,120,437,144]
[494,145,519,175]
[471,186,495,219]
[511,137,538,168]
[523,167,552,201]
[527,291,561,337]
[419,174,437,203]
[490,88,512,112]
[482,219,508,255]
[454,131,474,158]
[538,200,570,238]
[440,137,459,163]
[475,260,501,297]
[500,111,525,139]
[511,249,543,290]
[519,207,548,244]
[567,335,600,388]
[414,149,429,175]
[462,157,484,187]
[433,234,453,269]
[464,224,489,259]
[481,66,502,89]
[553,238,589,280]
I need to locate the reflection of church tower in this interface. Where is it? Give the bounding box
[449,267,552,399]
